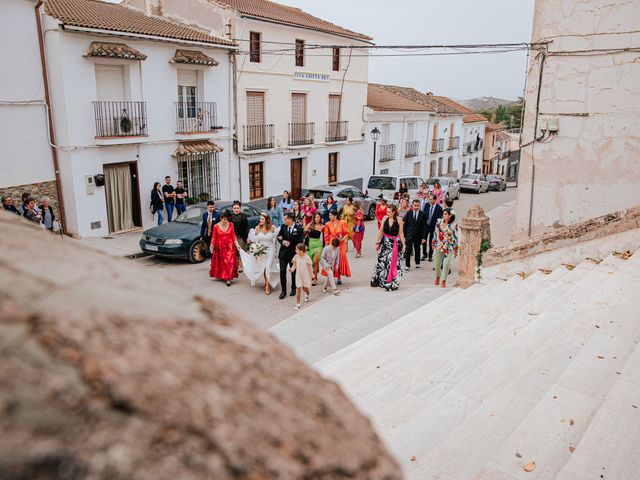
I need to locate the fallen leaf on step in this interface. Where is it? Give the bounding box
[515,452,522,459]
[633,405,638,409]
[553,395,558,399]
[613,250,633,260]
[528,311,539,316]
[597,355,605,359]
[517,271,526,279]
[586,257,602,264]
[569,419,575,426]
[524,461,536,472]
[562,264,576,271]
[569,446,576,453]
[595,325,600,329]
[410,456,417,462]
[539,268,552,275]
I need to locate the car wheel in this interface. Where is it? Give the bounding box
[445,192,450,202]
[368,204,376,220]
[188,239,207,264]
[456,189,460,200]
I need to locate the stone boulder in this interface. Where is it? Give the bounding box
[0,213,402,480]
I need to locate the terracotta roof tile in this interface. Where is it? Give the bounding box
[173,140,223,156]
[170,49,219,66]
[496,131,511,141]
[45,0,236,47]
[368,84,465,115]
[83,41,147,60]
[485,122,504,131]
[367,84,434,112]
[427,96,488,123]
[215,0,371,40]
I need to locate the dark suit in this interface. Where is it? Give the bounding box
[423,203,443,260]
[200,210,220,251]
[403,209,427,268]
[277,223,304,293]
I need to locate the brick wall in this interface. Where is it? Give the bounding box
[0,180,59,215]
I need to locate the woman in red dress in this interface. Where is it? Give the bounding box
[323,210,351,283]
[375,195,389,230]
[209,210,241,286]
[352,201,365,257]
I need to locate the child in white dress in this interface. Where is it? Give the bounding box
[289,243,313,310]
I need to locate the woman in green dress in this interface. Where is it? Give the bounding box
[306,212,324,286]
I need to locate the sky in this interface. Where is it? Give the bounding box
[107,0,536,100]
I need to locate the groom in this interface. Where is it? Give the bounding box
[277,212,303,300]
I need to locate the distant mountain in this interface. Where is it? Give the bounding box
[459,97,516,112]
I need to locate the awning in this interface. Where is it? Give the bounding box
[170,49,219,66]
[84,42,147,61]
[173,141,223,157]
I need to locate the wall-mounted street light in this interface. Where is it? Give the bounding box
[371,126,381,175]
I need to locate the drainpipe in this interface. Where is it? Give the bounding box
[35,1,67,233]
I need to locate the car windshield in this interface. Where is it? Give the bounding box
[487,176,500,180]
[461,174,478,180]
[368,176,396,190]
[426,178,437,186]
[307,190,331,200]
[175,206,205,224]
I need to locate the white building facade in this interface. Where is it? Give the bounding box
[39,0,236,237]
[130,0,373,202]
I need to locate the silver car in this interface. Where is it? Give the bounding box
[459,173,490,193]
[427,177,461,201]
[307,184,376,220]
[486,175,507,191]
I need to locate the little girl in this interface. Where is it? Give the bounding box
[289,243,313,310]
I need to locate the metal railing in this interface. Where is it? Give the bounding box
[448,136,460,150]
[431,138,444,153]
[463,142,472,155]
[474,139,484,151]
[326,121,348,142]
[175,102,219,133]
[404,140,419,157]
[380,144,396,162]
[243,124,274,151]
[93,101,148,138]
[288,122,315,146]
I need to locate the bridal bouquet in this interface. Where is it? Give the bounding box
[249,242,268,258]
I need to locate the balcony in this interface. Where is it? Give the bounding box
[93,101,147,138]
[448,136,460,150]
[175,102,219,134]
[288,122,315,146]
[326,121,348,142]
[243,124,274,151]
[431,138,444,153]
[474,139,484,151]
[463,142,472,155]
[380,144,396,162]
[404,140,419,158]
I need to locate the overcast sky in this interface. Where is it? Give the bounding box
[108,0,535,100]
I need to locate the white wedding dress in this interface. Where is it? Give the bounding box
[239,228,280,287]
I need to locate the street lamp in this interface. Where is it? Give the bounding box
[371,126,381,175]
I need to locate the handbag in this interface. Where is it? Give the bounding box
[353,225,364,233]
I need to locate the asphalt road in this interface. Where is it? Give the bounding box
[134,188,516,327]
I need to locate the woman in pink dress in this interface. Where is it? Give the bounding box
[209,211,241,286]
[301,197,317,228]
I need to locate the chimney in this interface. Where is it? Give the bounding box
[145,0,164,16]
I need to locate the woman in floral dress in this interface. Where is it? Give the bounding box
[352,201,365,257]
[210,211,241,287]
[371,204,406,291]
[340,196,355,247]
[323,210,351,283]
[432,208,459,288]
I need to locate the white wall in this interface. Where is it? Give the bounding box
[42,14,234,236]
[460,121,486,174]
[0,0,55,188]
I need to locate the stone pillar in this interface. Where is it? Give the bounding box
[458,205,491,288]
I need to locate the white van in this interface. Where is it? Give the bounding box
[367,175,425,202]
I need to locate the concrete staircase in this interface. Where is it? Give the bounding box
[316,247,640,479]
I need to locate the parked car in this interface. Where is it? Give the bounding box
[139,201,261,263]
[307,184,376,220]
[366,174,425,203]
[459,173,489,194]
[426,177,461,201]
[486,175,507,191]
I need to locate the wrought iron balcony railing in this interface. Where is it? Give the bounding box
[93,101,148,138]
[288,122,315,146]
[431,138,444,153]
[380,144,396,162]
[326,121,348,142]
[243,124,274,151]
[404,140,419,158]
[448,136,460,150]
[175,101,219,133]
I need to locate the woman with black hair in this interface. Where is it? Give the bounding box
[371,204,406,291]
[432,208,459,288]
[210,210,241,287]
[150,182,165,225]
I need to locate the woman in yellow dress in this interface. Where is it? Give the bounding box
[340,196,355,249]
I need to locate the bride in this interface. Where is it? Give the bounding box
[239,212,280,294]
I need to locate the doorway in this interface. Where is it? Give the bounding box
[290,158,303,200]
[104,162,141,233]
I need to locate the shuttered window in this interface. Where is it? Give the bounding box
[291,93,306,123]
[95,65,125,101]
[332,47,340,71]
[250,32,261,63]
[246,92,265,125]
[329,94,341,122]
[295,39,305,67]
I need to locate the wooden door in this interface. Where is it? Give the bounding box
[328,153,338,183]
[290,158,302,200]
[249,162,264,200]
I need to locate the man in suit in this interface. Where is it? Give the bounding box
[403,199,427,270]
[200,201,220,256]
[277,212,304,300]
[423,193,443,262]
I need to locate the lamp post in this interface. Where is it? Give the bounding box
[371,126,381,175]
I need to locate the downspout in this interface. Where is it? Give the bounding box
[35,1,67,233]
[230,48,241,200]
[527,50,546,236]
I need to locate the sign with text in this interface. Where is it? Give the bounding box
[294,72,330,82]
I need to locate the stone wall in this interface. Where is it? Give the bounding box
[0,212,401,480]
[0,179,59,214]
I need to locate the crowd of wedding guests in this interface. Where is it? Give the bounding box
[205,180,459,309]
[1,192,57,231]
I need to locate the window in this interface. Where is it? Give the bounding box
[295,39,305,67]
[438,157,444,176]
[380,169,389,175]
[95,65,125,101]
[332,47,340,71]
[246,91,265,125]
[462,162,466,175]
[328,152,338,183]
[177,152,220,201]
[249,162,264,200]
[291,93,306,123]
[475,158,479,172]
[406,122,416,142]
[249,32,261,63]
[177,70,198,127]
[405,178,419,189]
[329,94,341,122]
[447,156,453,174]
[429,160,436,177]
[413,162,421,176]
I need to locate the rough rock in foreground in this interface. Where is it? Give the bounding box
[0,214,402,480]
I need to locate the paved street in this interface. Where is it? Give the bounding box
[133,189,516,328]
